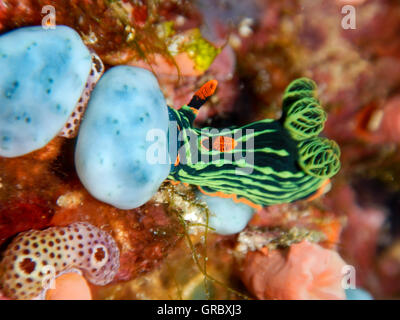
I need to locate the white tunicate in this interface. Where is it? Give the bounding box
[0,26,91,157]
[75,66,171,209]
[196,192,255,235]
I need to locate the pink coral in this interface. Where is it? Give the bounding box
[336,0,366,5]
[241,241,347,300]
[325,185,385,286]
[376,96,400,143]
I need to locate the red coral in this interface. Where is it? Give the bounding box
[0,199,54,246]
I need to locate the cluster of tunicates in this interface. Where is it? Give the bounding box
[0,26,171,210]
[1,25,320,238]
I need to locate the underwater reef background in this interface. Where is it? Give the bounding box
[1,0,400,299]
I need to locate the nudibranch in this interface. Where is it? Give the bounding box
[167,78,341,209]
[0,222,120,300]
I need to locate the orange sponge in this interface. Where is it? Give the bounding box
[241,241,347,300]
[45,272,92,300]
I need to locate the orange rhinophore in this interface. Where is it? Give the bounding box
[195,79,218,100]
[188,80,218,110]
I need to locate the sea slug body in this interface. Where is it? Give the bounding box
[168,78,341,208]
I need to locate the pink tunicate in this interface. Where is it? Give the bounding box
[0,222,119,300]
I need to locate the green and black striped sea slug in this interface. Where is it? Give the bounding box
[167,78,341,210]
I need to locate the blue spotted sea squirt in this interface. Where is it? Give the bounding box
[0,26,94,157]
[75,66,171,209]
